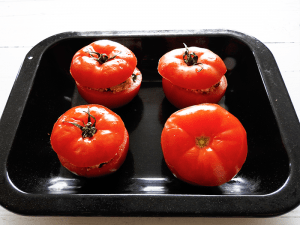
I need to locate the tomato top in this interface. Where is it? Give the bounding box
[161,103,247,186]
[70,40,137,89]
[158,45,227,90]
[50,104,128,167]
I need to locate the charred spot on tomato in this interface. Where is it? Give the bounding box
[214,82,220,88]
[98,162,106,168]
[104,87,112,92]
[132,73,137,82]
[196,136,210,148]
[98,157,114,168]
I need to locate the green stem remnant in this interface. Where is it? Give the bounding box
[89,51,121,64]
[182,43,203,72]
[196,136,210,148]
[64,107,97,138]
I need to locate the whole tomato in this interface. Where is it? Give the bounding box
[161,103,247,186]
[50,104,129,178]
[158,44,227,109]
[70,40,141,109]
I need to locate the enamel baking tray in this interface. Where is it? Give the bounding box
[0,30,300,217]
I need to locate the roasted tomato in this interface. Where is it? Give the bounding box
[70,40,141,109]
[50,104,129,178]
[161,103,247,186]
[158,44,227,109]
[76,68,142,109]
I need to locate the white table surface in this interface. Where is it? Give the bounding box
[0,0,299,224]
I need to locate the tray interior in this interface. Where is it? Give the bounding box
[6,35,289,195]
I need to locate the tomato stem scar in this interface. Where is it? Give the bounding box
[183,43,204,71]
[88,51,121,64]
[196,136,210,148]
[63,107,97,138]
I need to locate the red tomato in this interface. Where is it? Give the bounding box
[50,104,129,178]
[76,68,142,109]
[70,40,137,89]
[161,103,247,186]
[70,40,139,108]
[158,44,227,108]
[162,75,227,109]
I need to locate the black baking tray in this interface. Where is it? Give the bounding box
[0,30,300,217]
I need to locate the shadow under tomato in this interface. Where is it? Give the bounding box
[113,95,144,134]
[158,97,178,127]
[47,149,135,194]
[160,156,264,195]
[160,157,224,195]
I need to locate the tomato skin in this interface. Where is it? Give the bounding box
[57,130,129,177]
[70,40,137,89]
[76,68,142,109]
[162,75,227,109]
[158,47,227,90]
[50,104,129,177]
[161,103,247,186]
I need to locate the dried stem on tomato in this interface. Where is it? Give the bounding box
[183,43,203,72]
[63,107,97,138]
[89,51,121,64]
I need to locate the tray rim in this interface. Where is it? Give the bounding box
[0,29,300,217]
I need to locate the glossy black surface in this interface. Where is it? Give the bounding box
[0,30,300,217]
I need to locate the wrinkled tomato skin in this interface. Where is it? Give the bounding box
[50,104,129,178]
[161,103,247,186]
[77,68,142,109]
[162,75,227,109]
